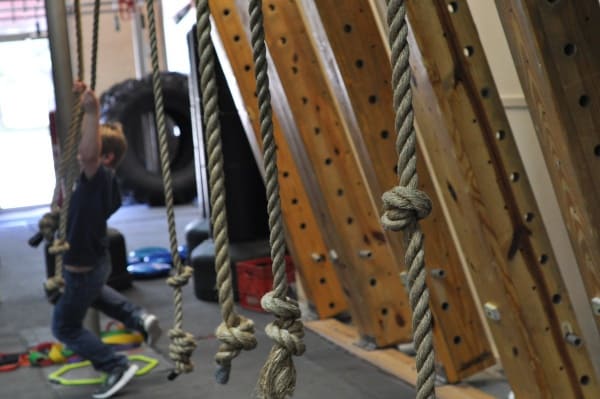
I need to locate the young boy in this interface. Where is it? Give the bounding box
[51,81,161,399]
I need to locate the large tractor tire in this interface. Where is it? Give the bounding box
[99,72,196,205]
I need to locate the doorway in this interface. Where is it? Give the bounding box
[0,37,55,209]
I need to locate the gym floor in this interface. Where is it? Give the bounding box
[0,203,510,398]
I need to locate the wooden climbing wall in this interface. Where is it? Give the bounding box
[494,0,600,334]
[305,0,494,382]
[208,0,348,319]
[383,0,600,397]
[233,0,413,347]
[203,0,600,395]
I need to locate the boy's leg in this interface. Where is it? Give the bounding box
[92,284,142,330]
[92,254,161,345]
[52,266,128,373]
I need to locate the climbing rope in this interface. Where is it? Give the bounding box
[144,0,196,380]
[381,2,435,399]
[195,0,257,385]
[46,0,101,298]
[247,1,305,398]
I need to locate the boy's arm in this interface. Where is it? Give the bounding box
[76,82,102,179]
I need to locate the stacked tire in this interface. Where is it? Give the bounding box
[99,72,196,205]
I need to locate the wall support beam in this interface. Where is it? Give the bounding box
[209,0,348,319]
[228,0,413,346]
[375,0,600,397]
[306,0,494,382]
[494,0,600,357]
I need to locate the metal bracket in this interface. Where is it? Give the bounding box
[355,335,378,351]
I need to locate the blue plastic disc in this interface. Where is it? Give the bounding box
[127,262,172,278]
[128,245,189,265]
[128,247,171,265]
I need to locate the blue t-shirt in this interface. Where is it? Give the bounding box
[63,165,121,267]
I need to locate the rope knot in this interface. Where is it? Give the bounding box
[39,211,60,242]
[48,239,70,255]
[261,292,305,356]
[260,291,302,320]
[381,186,432,231]
[214,316,257,384]
[166,265,193,288]
[215,316,257,354]
[167,327,196,377]
[264,319,305,356]
[44,276,64,291]
[257,314,305,398]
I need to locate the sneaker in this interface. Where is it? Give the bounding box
[92,363,139,399]
[139,313,162,347]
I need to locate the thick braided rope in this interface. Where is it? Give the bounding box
[46,0,90,292]
[145,0,196,379]
[46,100,82,291]
[195,0,257,385]
[74,0,84,82]
[248,1,305,398]
[89,0,101,91]
[382,2,436,399]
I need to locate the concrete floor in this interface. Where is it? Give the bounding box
[0,203,510,398]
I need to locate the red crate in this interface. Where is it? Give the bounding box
[236,256,295,312]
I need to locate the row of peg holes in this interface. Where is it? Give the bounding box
[446,0,590,382]
[222,1,592,383]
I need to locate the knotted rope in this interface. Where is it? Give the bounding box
[195,0,257,385]
[144,0,197,380]
[248,1,305,397]
[381,2,435,399]
[46,0,101,296]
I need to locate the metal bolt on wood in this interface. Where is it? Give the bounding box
[565,333,583,347]
[358,249,373,259]
[591,297,600,316]
[399,271,409,288]
[311,253,325,262]
[484,303,501,321]
[328,249,339,262]
[430,269,446,279]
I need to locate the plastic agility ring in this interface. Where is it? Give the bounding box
[101,330,144,346]
[101,321,144,346]
[48,354,158,386]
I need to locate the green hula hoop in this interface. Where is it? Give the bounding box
[48,354,159,386]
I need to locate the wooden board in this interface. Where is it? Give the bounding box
[494,0,600,336]
[384,0,600,397]
[306,319,497,399]
[307,0,494,382]
[225,0,415,347]
[209,0,348,319]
